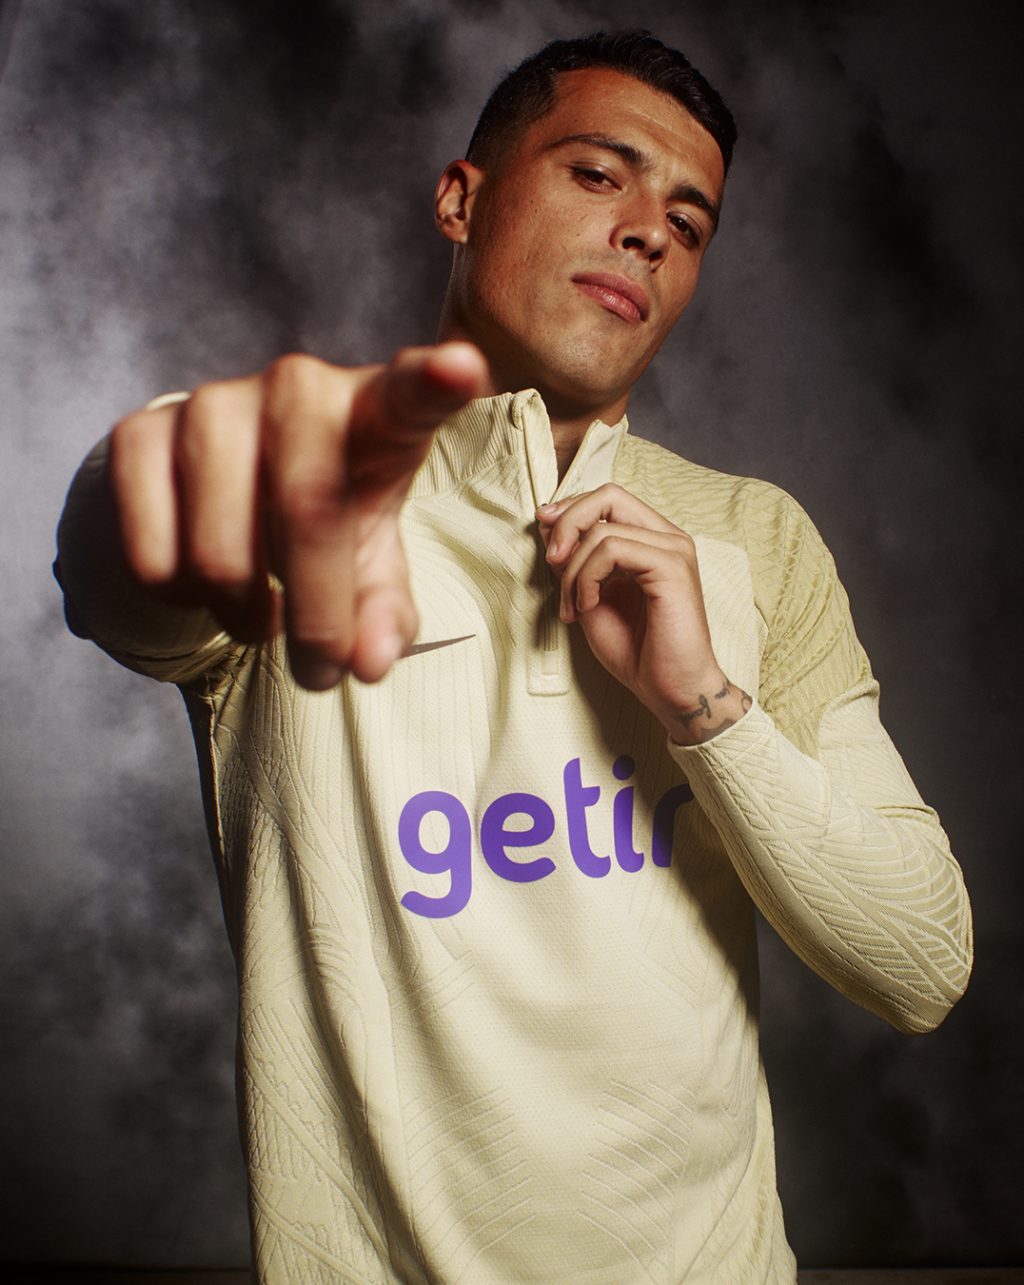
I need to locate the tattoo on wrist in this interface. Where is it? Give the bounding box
[674,679,752,744]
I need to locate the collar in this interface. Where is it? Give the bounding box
[409,389,629,510]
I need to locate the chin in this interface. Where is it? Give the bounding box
[540,356,643,412]
[524,329,630,382]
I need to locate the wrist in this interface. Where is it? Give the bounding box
[658,674,753,747]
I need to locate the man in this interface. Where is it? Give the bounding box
[56,30,972,1284]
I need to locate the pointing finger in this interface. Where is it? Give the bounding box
[262,345,490,689]
[346,342,491,489]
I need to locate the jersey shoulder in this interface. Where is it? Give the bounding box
[614,434,812,550]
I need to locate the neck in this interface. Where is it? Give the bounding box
[543,389,628,480]
[437,304,628,480]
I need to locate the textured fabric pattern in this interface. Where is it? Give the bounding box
[56,391,971,1284]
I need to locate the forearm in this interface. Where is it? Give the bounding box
[670,697,973,1033]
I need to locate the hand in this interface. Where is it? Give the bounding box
[108,343,490,688]
[537,484,751,745]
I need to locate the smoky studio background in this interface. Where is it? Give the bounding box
[1,0,1021,1273]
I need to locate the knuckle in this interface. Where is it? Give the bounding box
[175,400,226,459]
[175,384,263,473]
[263,352,328,399]
[110,409,146,444]
[109,410,159,469]
[276,476,344,535]
[188,377,243,416]
[579,521,604,547]
[554,508,584,538]
[180,382,255,454]
[596,482,626,505]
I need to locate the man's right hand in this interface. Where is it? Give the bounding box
[108,343,490,689]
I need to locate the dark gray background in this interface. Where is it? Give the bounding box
[2,0,1020,1271]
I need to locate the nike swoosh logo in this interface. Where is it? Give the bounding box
[404,634,476,657]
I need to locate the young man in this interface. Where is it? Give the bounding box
[57,31,972,1285]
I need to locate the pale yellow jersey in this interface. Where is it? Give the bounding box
[58,391,972,1283]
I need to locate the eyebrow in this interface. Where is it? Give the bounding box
[546,131,721,230]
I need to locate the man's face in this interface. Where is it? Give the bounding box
[440,67,726,420]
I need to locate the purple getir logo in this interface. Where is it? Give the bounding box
[398,756,694,917]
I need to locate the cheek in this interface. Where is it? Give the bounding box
[664,260,703,320]
[478,231,554,315]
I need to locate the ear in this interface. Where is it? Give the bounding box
[435,160,486,245]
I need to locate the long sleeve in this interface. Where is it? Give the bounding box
[670,487,972,1033]
[55,434,241,684]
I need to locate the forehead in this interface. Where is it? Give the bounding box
[515,66,725,194]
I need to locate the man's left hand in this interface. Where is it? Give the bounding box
[537,485,752,746]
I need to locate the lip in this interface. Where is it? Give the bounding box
[572,273,650,324]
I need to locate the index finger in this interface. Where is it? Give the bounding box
[263,344,489,688]
[538,484,680,563]
[346,342,491,491]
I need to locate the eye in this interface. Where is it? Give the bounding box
[668,212,702,248]
[571,165,616,190]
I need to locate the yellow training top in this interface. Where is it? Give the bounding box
[57,391,972,1283]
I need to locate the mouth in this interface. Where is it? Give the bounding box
[571,273,650,324]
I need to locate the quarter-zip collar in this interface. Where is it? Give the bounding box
[407,390,629,696]
[408,389,628,511]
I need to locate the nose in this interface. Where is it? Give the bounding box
[613,193,669,265]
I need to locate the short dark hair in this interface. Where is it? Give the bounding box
[466,30,738,174]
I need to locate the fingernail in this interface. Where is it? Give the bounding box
[536,503,557,517]
[292,655,345,690]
